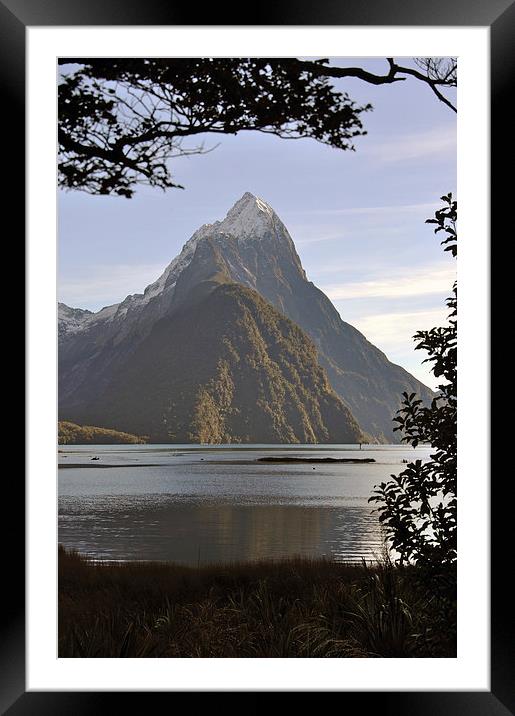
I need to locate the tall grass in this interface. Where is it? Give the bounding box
[58,546,456,658]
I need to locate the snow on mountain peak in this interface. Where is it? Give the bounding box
[136,193,284,305]
[218,192,278,239]
[59,193,293,332]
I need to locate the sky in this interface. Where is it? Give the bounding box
[58,58,456,390]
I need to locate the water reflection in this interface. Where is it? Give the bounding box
[58,444,427,564]
[59,498,383,564]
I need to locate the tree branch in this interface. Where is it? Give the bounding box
[286,58,406,86]
[387,60,457,113]
[292,57,457,113]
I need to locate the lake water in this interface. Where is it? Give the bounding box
[58,444,431,565]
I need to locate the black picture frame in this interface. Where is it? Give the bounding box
[5,0,504,711]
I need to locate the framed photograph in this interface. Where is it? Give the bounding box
[6,0,505,710]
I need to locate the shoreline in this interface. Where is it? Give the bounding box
[59,456,377,468]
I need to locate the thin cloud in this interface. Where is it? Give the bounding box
[352,308,450,348]
[368,126,456,163]
[287,202,438,218]
[294,231,347,246]
[324,265,455,301]
[348,308,449,391]
[59,262,166,310]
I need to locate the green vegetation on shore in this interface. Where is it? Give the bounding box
[58,421,147,445]
[59,547,455,658]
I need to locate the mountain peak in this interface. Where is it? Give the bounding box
[228,191,272,213]
[217,191,278,239]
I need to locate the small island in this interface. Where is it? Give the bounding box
[256,456,375,464]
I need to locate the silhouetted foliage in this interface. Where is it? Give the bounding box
[58,547,455,657]
[58,57,456,197]
[370,194,457,592]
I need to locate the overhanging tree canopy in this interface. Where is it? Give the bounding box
[58,57,456,198]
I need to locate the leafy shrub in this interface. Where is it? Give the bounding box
[370,194,457,596]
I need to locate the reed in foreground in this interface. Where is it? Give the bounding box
[58,546,456,658]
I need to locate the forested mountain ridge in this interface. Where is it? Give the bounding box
[68,280,364,444]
